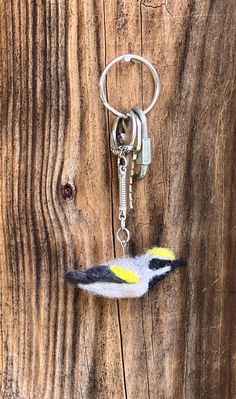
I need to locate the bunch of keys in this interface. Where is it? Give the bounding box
[110,109,151,255]
[99,54,160,257]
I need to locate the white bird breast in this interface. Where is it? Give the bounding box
[78,281,150,298]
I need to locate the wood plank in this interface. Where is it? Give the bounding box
[0,0,235,398]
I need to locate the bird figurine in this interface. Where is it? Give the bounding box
[65,247,187,299]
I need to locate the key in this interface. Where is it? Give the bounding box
[117,110,142,210]
[111,111,142,217]
[111,111,140,212]
[126,111,142,209]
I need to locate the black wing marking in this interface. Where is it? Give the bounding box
[65,266,124,285]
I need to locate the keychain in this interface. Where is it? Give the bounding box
[65,54,186,298]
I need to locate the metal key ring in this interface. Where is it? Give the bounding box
[99,54,160,119]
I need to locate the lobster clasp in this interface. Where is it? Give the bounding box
[110,112,136,155]
[132,108,152,181]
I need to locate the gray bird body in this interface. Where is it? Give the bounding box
[65,247,186,299]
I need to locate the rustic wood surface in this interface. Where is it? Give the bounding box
[0,1,235,398]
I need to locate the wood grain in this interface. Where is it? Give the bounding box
[0,0,235,398]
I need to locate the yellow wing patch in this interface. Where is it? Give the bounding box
[147,247,175,260]
[109,264,140,283]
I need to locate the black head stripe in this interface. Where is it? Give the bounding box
[148,259,187,289]
[149,258,172,270]
[171,258,187,267]
[149,258,187,270]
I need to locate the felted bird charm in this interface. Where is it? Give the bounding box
[65,247,187,299]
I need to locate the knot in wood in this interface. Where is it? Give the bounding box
[62,183,74,200]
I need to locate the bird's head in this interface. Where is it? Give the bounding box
[147,247,187,270]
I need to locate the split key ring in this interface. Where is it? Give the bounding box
[99,54,160,119]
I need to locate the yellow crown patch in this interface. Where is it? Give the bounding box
[147,247,175,260]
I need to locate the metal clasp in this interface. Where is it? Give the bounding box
[132,108,152,181]
[110,111,140,155]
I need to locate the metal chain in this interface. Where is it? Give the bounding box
[116,150,130,257]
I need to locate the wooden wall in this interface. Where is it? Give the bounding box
[0,0,235,398]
